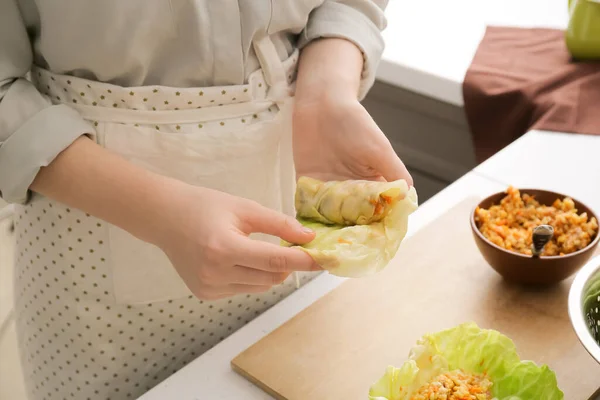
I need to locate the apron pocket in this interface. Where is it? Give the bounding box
[99,107,289,304]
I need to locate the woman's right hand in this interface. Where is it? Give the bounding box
[31,137,317,301]
[153,183,321,301]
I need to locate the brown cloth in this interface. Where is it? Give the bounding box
[463,26,600,163]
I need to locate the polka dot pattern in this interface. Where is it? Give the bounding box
[14,198,319,399]
[14,48,318,400]
[31,50,297,114]
[32,56,298,135]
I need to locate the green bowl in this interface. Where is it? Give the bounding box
[569,254,600,365]
[566,0,600,60]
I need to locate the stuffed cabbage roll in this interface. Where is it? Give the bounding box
[285,177,418,278]
[295,176,407,226]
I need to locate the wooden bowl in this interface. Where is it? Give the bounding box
[470,189,600,286]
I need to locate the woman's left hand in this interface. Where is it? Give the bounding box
[293,96,413,185]
[292,38,412,185]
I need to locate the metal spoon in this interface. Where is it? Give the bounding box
[532,225,554,257]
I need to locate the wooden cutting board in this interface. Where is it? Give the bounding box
[232,197,600,400]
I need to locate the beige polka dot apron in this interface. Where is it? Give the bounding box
[14,36,318,400]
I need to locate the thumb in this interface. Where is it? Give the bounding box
[240,201,316,245]
[373,141,413,186]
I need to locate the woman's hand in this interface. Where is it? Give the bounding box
[154,183,320,300]
[293,98,412,184]
[293,38,412,185]
[32,137,319,302]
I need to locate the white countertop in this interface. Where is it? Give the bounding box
[139,130,600,400]
[377,0,570,106]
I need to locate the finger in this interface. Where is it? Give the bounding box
[241,202,315,245]
[374,142,413,186]
[227,265,289,286]
[233,237,320,273]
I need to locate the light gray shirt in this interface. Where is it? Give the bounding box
[0,0,388,204]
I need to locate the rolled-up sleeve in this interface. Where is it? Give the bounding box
[0,0,95,204]
[298,0,388,100]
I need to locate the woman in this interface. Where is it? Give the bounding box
[0,1,412,399]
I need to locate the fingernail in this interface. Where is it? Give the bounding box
[301,226,314,234]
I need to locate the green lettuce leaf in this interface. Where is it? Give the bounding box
[368,322,564,400]
[493,362,562,399]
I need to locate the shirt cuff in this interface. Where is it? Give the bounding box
[0,104,95,204]
[298,2,386,100]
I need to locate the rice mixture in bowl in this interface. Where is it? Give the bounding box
[474,187,598,256]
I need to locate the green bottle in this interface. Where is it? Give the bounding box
[566,0,600,60]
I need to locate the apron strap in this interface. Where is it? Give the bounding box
[252,35,290,101]
[69,100,274,124]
